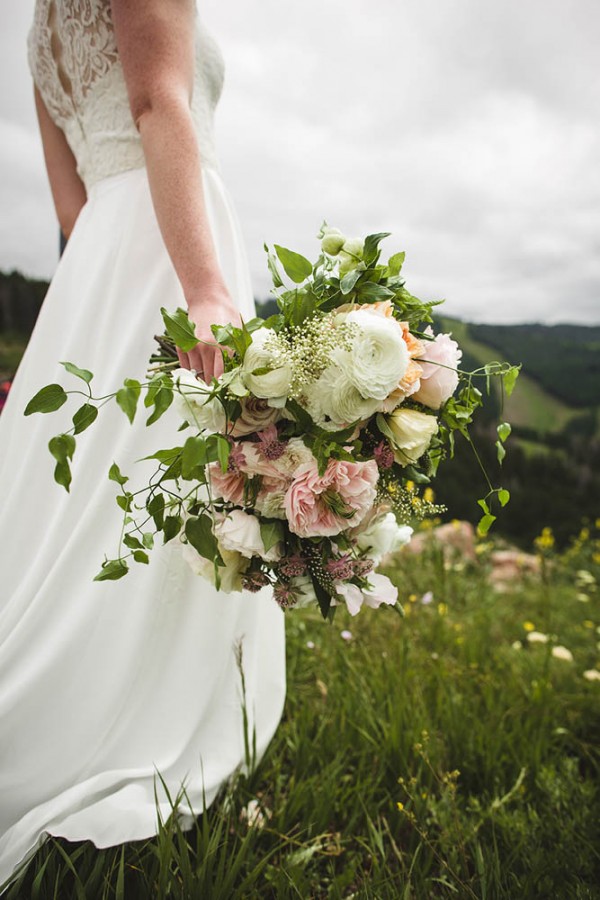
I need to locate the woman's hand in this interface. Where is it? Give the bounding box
[178,279,242,382]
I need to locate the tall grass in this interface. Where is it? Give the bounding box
[3,524,600,898]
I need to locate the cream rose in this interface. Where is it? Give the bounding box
[340,309,409,400]
[181,542,248,593]
[172,367,227,433]
[242,328,292,407]
[386,408,438,466]
[213,509,281,561]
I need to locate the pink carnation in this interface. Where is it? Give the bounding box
[284,457,379,538]
[209,464,245,505]
[413,328,462,409]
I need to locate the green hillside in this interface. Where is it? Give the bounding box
[440,317,598,440]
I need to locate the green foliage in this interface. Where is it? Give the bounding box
[5,538,599,898]
[48,433,76,492]
[24,383,68,415]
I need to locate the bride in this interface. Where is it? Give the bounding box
[0,0,286,887]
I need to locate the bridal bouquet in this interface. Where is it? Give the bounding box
[25,225,519,619]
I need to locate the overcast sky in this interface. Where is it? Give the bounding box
[1,0,598,324]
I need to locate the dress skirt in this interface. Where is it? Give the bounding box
[0,165,286,886]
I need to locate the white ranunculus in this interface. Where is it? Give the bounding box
[305,366,381,431]
[181,542,248,593]
[242,328,292,407]
[172,367,227,433]
[213,509,281,562]
[356,512,413,563]
[341,310,409,400]
[386,408,438,466]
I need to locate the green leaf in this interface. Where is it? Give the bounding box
[185,514,220,562]
[477,498,490,514]
[108,462,129,485]
[48,433,76,492]
[116,379,141,424]
[496,440,506,465]
[182,435,209,478]
[497,422,511,442]
[375,412,396,444]
[24,383,68,416]
[93,558,129,581]
[477,513,496,537]
[356,282,395,302]
[362,232,391,265]
[160,307,200,352]
[143,446,183,465]
[274,244,313,283]
[387,251,405,276]
[123,533,143,550]
[264,243,284,288]
[163,515,183,543]
[146,384,173,426]
[60,361,93,384]
[116,493,133,512]
[260,520,284,554]
[498,488,510,507]
[340,269,362,295]
[142,532,155,549]
[133,550,149,564]
[72,402,98,434]
[206,434,230,473]
[147,493,165,529]
[503,365,521,397]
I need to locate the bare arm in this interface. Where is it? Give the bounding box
[111,0,240,380]
[33,86,87,242]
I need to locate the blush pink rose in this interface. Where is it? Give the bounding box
[413,328,462,409]
[284,457,379,538]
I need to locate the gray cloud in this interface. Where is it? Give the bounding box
[1,0,598,323]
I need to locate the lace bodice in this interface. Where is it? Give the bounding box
[28,0,225,190]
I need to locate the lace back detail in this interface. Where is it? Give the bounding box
[28,0,225,189]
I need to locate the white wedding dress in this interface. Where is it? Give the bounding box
[0,0,286,888]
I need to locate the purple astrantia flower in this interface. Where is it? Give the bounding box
[278,555,307,578]
[241,571,270,593]
[325,555,355,580]
[374,440,394,470]
[254,424,287,461]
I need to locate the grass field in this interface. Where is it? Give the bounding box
[4,524,599,899]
